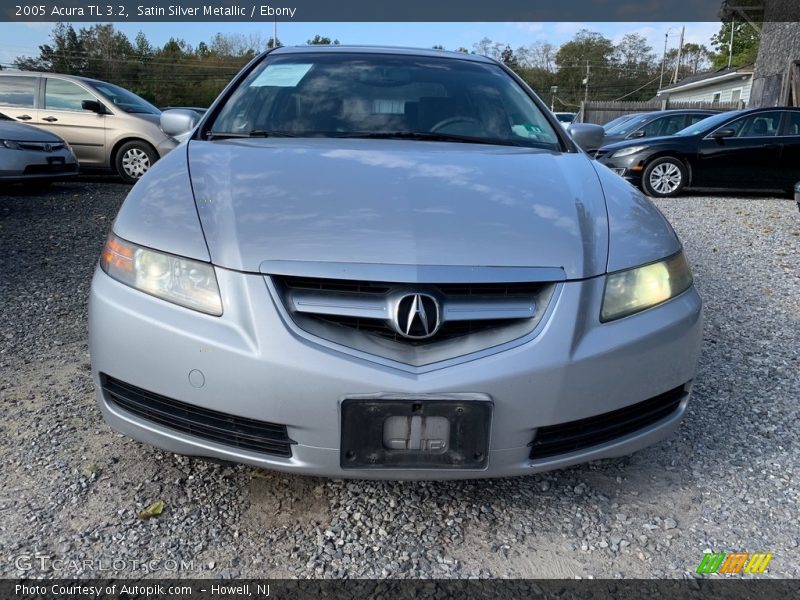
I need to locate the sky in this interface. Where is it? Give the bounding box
[0,21,722,68]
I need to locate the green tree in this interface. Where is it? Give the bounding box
[554,30,616,104]
[307,35,340,45]
[710,20,760,68]
[14,23,86,73]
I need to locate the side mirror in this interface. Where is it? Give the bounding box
[160,109,199,137]
[568,123,605,152]
[712,128,735,140]
[81,99,108,114]
[629,129,646,139]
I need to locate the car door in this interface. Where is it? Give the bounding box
[38,77,108,166]
[777,111,800,191]
[694,111,783,189]
[0,74,39,124]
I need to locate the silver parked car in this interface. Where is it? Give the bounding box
[0,72,177,183]
[0,113,78,186]
[89,47,702,479]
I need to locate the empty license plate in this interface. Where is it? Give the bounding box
[340,399,492,469]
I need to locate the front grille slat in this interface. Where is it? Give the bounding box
[102,375,295,458]
[529,386,686,460]
[276,276,545,347]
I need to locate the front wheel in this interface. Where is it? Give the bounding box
[115,141,157,184]
[642,157,687,198]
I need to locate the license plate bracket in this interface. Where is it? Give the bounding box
[340,399,491,470]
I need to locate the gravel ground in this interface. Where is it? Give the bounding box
[0,179,798,580]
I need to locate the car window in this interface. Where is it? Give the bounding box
[210,53,561,150]
[605,115,649,136]
[687,114,711,126]
[781,111,800,136]
[91,80,160,114]
[675,111,740,136]
[0,76,36,108]
[45,78,97,112]
[639,114,686,137]
[722,112,782,138]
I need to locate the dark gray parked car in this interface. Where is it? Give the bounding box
[0,112,78,186]
[588,109,721,153]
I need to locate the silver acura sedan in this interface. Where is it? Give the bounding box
[89,47,702,479]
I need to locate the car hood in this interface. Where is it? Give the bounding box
[600,135,685,152]
[187,138,609,279]
[0,120,63,142]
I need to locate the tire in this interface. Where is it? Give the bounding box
[642,157,688,198]
[115,141,157,184]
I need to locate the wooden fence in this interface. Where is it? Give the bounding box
[579,99,745,125]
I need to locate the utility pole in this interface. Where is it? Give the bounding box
[728,17,735,68]
[273,17,278,48]
[659,32,669,90]
[583,60,590,104]
[672,26,685,85]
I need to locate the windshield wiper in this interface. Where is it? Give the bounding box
[333,131,523,146]
[206,130,297,140]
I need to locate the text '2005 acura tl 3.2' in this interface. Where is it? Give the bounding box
[89,46,702,479]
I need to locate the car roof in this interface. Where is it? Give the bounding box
[269,45,497,64]
[0,70,100,85]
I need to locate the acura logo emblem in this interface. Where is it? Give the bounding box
[392,293,440,340]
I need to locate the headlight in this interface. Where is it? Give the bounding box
[611,146,646,158]
[601,252,692,322]
[99,233,222,316]
[1,140,22,150]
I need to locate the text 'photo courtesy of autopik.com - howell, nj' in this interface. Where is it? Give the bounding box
[0,0,799,598]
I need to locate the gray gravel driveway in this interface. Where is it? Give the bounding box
[0,180,797,579]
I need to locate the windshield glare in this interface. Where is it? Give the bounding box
[602,114,634,131]
[674,111,738,136]
[91,81,160,115]
[210,53,561,149]
[605,114,650,136]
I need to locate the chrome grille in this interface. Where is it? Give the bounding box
[18,142,66,152]
[270,275,557,365]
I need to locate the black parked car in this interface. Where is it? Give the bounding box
[596,107,800,197]
[594,109,720,152]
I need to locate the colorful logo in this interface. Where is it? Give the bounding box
[696,552,774,575]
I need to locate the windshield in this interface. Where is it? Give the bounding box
[90,81,160,114]
[674,111,740,136]
[209,52,561,149]
[602,114,635,132]
[605,114,651,136]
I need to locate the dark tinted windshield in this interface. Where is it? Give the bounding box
[210,52,561,149]
[602,114,635,131]
[90,80,160,114]
[674,111,740,136]
[605,114,652,136]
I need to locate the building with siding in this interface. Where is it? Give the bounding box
[656,65,754,107]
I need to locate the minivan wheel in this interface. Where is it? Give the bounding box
[115,141,157,184]
[642,157,687,198]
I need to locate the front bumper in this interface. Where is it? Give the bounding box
[155,136,179,158]
[89,266,703,479]
[596,154,646,187]
[0,147,78,181]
